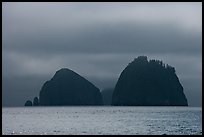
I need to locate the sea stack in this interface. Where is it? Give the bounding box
[112,56,188,106]
[39,68,103,106]
[24,100,32,106]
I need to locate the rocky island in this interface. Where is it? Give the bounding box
[39,68,103,106]
[112,56,188,106]
[24,100,32,106]
[24,56,188,106]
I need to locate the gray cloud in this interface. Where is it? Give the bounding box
[3,2,201,55]
[3,20,202,55]
[2,2,202,106]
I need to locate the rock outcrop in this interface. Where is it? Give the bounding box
[112,56,188,106]
[24,100,32,106]
[33,97,39,106]
[39,68,103,106]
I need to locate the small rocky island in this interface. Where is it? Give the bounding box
[112,56,188,106]
[39,68,103,106]
[24,97,39,106]
[24,100,32,106]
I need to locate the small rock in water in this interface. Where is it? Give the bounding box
[53,130,60,133]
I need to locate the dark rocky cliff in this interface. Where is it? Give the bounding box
[112,56,188,106]
[39,68,103,106]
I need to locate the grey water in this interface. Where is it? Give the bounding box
[2,107,202,135]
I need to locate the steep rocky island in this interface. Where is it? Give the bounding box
[39,68,103,106]
[112,56,188,106]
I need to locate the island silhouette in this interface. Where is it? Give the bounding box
[25,56,188,106]
[39,68,103,106]
[112,56,188,106]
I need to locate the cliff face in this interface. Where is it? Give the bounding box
[39,68,103,106]
[112,56,188,106]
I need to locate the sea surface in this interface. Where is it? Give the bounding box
[2,106,202,135]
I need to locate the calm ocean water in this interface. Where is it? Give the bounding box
[2,106,202,135]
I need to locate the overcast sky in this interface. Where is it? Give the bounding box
[2,2,202,107]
